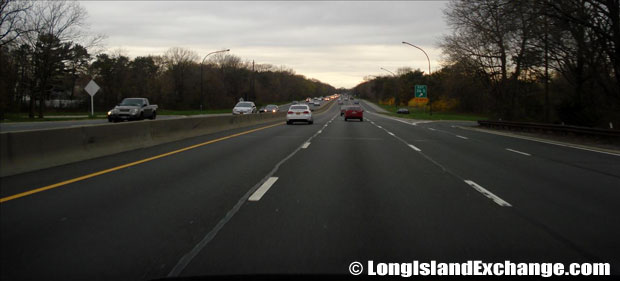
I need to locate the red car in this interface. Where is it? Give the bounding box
[344,106,364,121]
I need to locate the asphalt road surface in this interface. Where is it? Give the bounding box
[0,103,294,133]
[0,115,183,133]
[1,100,619,280]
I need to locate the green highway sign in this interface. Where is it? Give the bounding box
[415,85,427,98]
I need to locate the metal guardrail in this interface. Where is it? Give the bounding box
[478,120,620,138]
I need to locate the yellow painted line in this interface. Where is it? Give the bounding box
[0,122,284,203]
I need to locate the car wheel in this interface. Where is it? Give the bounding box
[309,120,313,124]
[139,112,144,120]
[150,111,157,120]
[344,117,348,121]
[108,118,113,123]
[360,118,363,122]
[286,121,291,125]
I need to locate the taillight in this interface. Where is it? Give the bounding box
[303,111,309,114]
[288,111,293,114]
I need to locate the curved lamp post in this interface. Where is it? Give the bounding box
[380,67,396,77]
[402,41,432,115]
[401,42,430,75]
[200,49,230,110]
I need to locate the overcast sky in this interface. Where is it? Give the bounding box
[81,1,450,88]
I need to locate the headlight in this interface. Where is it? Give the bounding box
[107,110,112,115]
[130,108,138,114]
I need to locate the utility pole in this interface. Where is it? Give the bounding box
[247,60,255,101]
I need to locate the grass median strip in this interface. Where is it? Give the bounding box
[0,122,284,204]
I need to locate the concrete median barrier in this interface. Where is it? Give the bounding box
[0,112,286,177]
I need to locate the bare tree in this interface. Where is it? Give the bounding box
[0,0,34,47]
[20,0,90,118]
[164,47,198,106]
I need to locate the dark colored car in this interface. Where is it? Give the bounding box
[397,108,410,114]
[262,104,279,113]
[107,97,157,122]
[344,106,363,121]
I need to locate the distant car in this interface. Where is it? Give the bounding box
[353,100,360,104]
[397,108,410,114]
[258,106,266,113]
[232,101,257,115]
[344,105,363,121]
[264,104,279,113]
[292,101,298,105]
[313,100,321,106]
[286,104,313,125]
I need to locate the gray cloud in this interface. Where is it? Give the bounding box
[81,1,449,88]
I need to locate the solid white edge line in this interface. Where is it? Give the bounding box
[318,130,322,134]
[408,144,422,152]
[248,177,279,201]
[506,148,531,156]
[464,127,620,157]
[464,180,512,207]
[428,128,436,131]
[301,142,311,149]
[456,135,469,139]
[377,126,382,129]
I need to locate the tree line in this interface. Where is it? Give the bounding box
[354,0,619,128]
[0,0,335,119]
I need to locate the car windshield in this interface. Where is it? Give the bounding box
[235,102,253,108]
[120,99,143,106]
[265,105,277,110]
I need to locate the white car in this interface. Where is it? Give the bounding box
[232,101,257,115]
[286,104,313,125]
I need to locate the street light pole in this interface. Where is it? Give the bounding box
[201,49,230,110]
[402,41,432,115]
[380,67,396,77]
[401,42,430,75]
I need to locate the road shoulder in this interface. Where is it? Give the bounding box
[461,125,620,156]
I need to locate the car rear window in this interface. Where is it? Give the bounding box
[348,106,362,111]
[290,105,308,110]
[236,102,253,107]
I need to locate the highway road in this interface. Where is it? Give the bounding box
[1,100,619,280]
[0,115,183,133]
[0,103,294,133]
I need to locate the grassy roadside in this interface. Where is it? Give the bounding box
[376,104,488,121]
[1,108,238,123]
[1,113,105,123]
